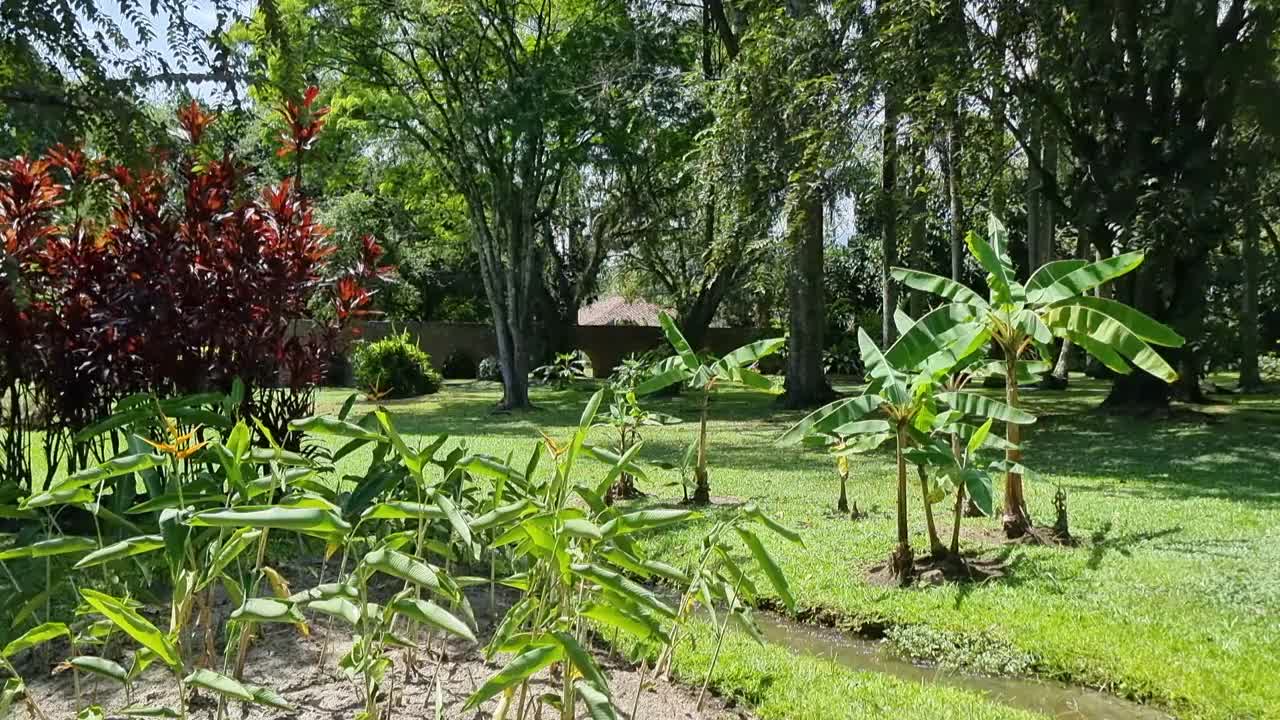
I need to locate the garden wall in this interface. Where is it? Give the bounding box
[310,322,776,379]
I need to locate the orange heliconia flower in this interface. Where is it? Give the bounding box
[144,415,208,459]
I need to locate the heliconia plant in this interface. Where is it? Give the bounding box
[636,312,784,505]
[891,215,1185,538]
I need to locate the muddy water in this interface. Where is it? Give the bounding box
[749,612,1173,720]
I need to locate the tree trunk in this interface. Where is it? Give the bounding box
[1025,112,1042,273]
[881,89,900,348]
[783,190,831,408]
[1002,347,1032,538]
[1040,128,1057,266]
[1239,210,1262,390]
[945,103,964,282]
[908,139,928,318]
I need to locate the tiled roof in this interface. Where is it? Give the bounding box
[577,296,667,326]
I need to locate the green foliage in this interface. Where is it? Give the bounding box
[532,351,590,388]
[351,330,443,399]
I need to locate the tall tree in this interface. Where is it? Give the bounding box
[317,0,619,408]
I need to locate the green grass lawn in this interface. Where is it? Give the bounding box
[310,377,1280,720]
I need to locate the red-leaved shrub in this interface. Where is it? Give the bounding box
[0,88,389,489]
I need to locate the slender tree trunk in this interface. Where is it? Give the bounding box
[1002,347,1031,538]
[1240,210,1262,390]
[949,435,964,555]
[1040,128,1057,265]
[945,104,964,282]
[908,139,928,318]
[783,190,831,408]
[1025,113,1042,273]
[1049,229,1088,386]
[881,89,900,347]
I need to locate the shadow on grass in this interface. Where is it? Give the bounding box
[1085,521,1185,570]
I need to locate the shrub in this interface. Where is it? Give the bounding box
[478,354,502,381]
[352,330,442,398]
[441,349,477,379]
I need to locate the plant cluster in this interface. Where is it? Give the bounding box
[781,215,1185,584]
[532,351,590,388]
[351,329,443,399]
[0,382,800,720]
[0,88,391,493]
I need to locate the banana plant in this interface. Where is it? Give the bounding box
[593,388,680,504]
[636,312,784,505]
[779,328,1033,585]
[891,214,1185,538]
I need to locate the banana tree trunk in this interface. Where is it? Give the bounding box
[890,424,913,585]
[692,391,711,505]
[1002,348,1032,538]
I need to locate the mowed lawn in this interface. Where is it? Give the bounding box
[311,377,1280,720]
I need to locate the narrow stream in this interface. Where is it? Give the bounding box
[749,612,1173,720]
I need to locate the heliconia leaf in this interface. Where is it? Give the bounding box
[287,582,360,604]
[187,507,351,535]
[939,392,1036,425]
[658,311,700,370]
[303,597,363,626]
[0,535,97,560]
[166,407,232,430]
[581,602,666,642]
[576,679,619,720]
[634,356,691,396]
[230,598,304,625]
[375,408,424,476]
[576,564,677,618]
[55,453,166,493]
[287,415,384,441]
[205,528,262,584]
[247,447,313,467]
[434,492,475,553]
[465,643,563,709]
[458,455,527,484]
[776,394,882,446]
[563,518,604,541]
[74,535,165,569]
[1028,251,1144,305]
[81,589,179,668]
[389,598,476,642]
[69,656,129,684]
[833,433,892,455]
[599,509,695,537]
[2,622,69,658]
[184,669,253,702]
[73,410,149,443]
[362,548,441,592]
[584,442,648,497]
[734,527,796,610]
[890,268,987,308]
[361,501,446,522]
[20,487,95,509]
[469,499,534,532]
[554,632,610,697]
